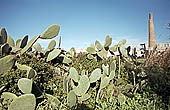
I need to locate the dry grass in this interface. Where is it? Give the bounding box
[145,48,170,68]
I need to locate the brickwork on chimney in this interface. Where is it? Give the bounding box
[148,13,156,49]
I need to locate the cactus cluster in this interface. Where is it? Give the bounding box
[67,60,116,108]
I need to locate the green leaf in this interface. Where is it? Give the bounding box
[95,40,103,51]
[8,94,36,110]
[47,40,56,50]
[18,78,32,94]
[46,48,61,62]
[21,35,40,55]
[40,24,60,39]
[0,55,15,75]
[100,76,110,89]
[89,68,101,83]
[86,47,96,54]
[69,67,79,82]
[7,35,15,47]
[67,90,76,108]
[104,35,112,48]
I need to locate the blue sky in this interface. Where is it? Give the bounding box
[1,0,170,50]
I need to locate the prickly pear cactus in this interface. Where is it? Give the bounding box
[47,40,56,51]
[33,42,42,52]
[89,68,101,83]
[67,90,76,108]
[104,35,112,48]
[7,35,15,47]
[0,28,7,45]
[95,40,103,51]
[18,78,32,94]
[8,94,36,110]
[40,24,60,39]
[20,35,28,48]
[69,67,79,82]
[46,48,61,62]
[0,55,16,75]
[21,35,40,55]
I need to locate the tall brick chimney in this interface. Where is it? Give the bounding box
[148,13,156,50]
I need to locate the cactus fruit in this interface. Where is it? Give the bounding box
[104,35,112,48]
[21,35,40,55]
[95,40,103,51]
[69,67,79,82]
[0,55,16,75]
[20,35,28,48]
[89,68,101,83]
[67,90,76,108]
[46,48,61,62]
[18,78,32,93]
[40,24,60,39]
[47,40,56,50]
[0,28,7,44]
[7,35,15,47]
[8,94,36,110]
